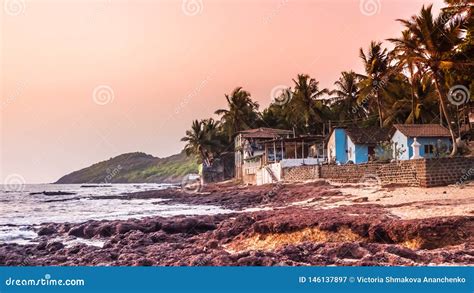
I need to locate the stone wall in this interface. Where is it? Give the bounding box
[420,157,474,187]
[281,157,474,187]
[282,165,319,182]
[320,160,423,186]
[320,157,474,187]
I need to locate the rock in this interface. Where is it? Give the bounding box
[117,223,143,234]
[335,243,367,259]
[46,241,64,252]
[68,225,86,238]
[37,226,56,236]
[207,241,218,249]
[352,197,369,203]
[385,246,419,261]
[96,224,115,237]
[1,183,472,267]
[30,191,76,196]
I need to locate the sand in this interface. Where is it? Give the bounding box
[334,182,474,220]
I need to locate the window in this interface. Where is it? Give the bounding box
[424,144,434,154]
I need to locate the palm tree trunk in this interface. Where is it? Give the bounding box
[376,93,384,128]
[433,72,458,156]
[409,68,416,124]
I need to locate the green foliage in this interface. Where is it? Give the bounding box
[56,151,198,184]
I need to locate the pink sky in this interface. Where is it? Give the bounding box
[1,0,443,183]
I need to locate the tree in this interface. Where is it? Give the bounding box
[181,118,223,166]
[286,74,330,134]
[381,74,439,126]
[389,5,471,156]
[330,71,366,122]
[358,41,392,127]
[215,87,260,141]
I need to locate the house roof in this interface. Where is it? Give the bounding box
[238,127,293,139]
[393,124,451,138]
[263,135,326,144]
[344,127,390,145]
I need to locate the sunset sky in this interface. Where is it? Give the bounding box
[1,0,444,183]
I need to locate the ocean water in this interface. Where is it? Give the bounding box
[0,184,231,245]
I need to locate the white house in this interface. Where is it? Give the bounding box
[390,124,452,160]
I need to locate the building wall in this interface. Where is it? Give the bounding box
[354,143,369,164]
[391,130,409,160]
[347,136,356,162]
[327,128,348,164]
[282,165,319,182]
[257,162,282,185]
[391,131,452,160]
[242,159,262,185]
[406,137,452,159]
[234,134,243,179]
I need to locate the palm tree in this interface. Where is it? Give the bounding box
[286,74,329,134]
[181,118,222,166]
[358,41,392,127]
[382,74,439,126]
[330,71,366,122]
[389,5,470,156]
[215,87,260,141]
[389,29,426,124]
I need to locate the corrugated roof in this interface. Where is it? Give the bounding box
[393,124,451,138]
[239,127,293,138]
[344,127,390,145]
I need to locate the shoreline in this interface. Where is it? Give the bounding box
[0,181,473,266]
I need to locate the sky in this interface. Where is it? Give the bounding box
[1,0,444,183]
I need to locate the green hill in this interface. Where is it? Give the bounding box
[55,151,198,184]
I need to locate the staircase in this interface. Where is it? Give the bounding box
[264,166,279,183]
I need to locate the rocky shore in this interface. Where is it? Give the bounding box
[1,181,473,266]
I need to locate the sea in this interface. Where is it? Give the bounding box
[0,184,231,245]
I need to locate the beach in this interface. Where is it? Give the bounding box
[0,181,472,266]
